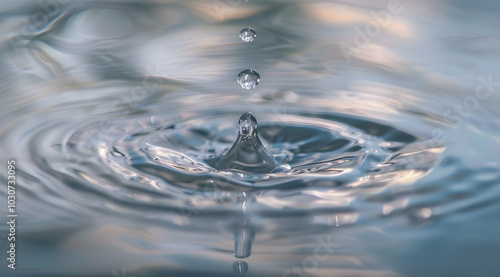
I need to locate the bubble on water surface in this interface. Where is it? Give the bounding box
[239,27,256,42]
[237,69,260,89]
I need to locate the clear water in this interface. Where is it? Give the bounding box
[0,0,500,276]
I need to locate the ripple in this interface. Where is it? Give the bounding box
[2,0,500,275]
[52,102,445,212]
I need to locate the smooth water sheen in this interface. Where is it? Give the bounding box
[1,1,500,277]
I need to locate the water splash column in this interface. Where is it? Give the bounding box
[205,112,278,173]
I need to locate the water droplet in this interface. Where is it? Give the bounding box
[239,27,256,42]
[237,69,260,90]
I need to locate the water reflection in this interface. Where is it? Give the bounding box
[233,217,254,259]
[233,260,249,275]
[1,0,500,276]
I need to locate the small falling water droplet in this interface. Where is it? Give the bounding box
[237,69,260,89]
[239,27,256,42]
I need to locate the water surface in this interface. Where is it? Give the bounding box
[1,0,500,276]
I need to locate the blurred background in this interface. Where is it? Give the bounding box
[0,0,500,276]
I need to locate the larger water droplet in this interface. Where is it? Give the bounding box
[239,27,256,42]
[237,69,260,90]
[205,112,278,174]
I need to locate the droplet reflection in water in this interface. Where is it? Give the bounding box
[233,261,249,275]
[233,217,255,259]
[239,27,256,42]
[237,69,260,89]
[206,112,278,174]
